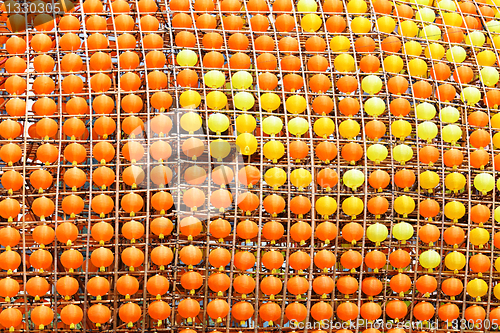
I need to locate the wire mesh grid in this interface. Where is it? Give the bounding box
[2,0,500,331]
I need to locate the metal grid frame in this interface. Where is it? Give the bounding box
[1,0,500,331]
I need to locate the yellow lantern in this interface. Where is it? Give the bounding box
[424,43,445,60]
[179,90,201,109]
[180,112,202,134]
[495,284,500,300]
[442,12,462,27]
[467,278,488,301]
[440,106,459,123]
[394,195,415,217]
[301,14,322,32]
[445,172,466,193]
[495,206,500,223]
[403,41,422,56]
[391,120,411,140]
[234,92,255,111]
[495,257,500,272]
[438,0,457,11]
[393,222,414,244]
[460,87,481,106]
[446,46,466,63]
[442,124,462,145]
[361,75,382,95]
[339,119,360,139]
[493,35,500,48]
[177,49,198,66]
[377,16,395,33]
[416,102,436,120]
[210,139,231,161]
[260,93,281,111]
[384,55,404,73]
[264,167,287,190]
[415,0,434,6]
[232,71,253,90]
[366,222,388,246]
[417,121,438,143]
[487,20,500,33]
[316,196,337,219]
[393,144,413,165]
[444,201,465,222]
[351,16,371,34]
[290,168,312,190]
[343,169,364,191]
[346,0,367,13]
[364,97,385,117]
[286,95,307,114]
[495,133,500,148]
[334,54,355,72]
[470,227,490,249]
[480,67,499,87]
[236,114,256,133]
[420,170,439,193]
[236,133,258,155]
[314,117,334,138]
[288,117,309,137]
[398,20,418,37]
[408,58,428,77]
[208,113,229,135]
[263,140,285,163]
[330,36,350,52]
[342,196,364,219]
[206,91,227,110]
[419,24,441,41]
[416,8,435,22]
[465,31,485,47]
[444,251,466,274]
[297,0,317,12]
[262,116,283,137]
[477,50,496,66]
[489,35,500,48]
[419,249,440,273]
[204,70,225,88]
[474,173,495,195]
[367,144,388,164]
[493,113,500,128]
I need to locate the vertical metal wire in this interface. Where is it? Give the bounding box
[213,4,245,333]
[109,2,124,329]
[51,5,66,330]
[160,2,184,330]
[77,0,96,329]
[5,0,500,332]
[313,3,342,332]
[20,11,30,333]
[133,0,153,328]
[475,0,500,323]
